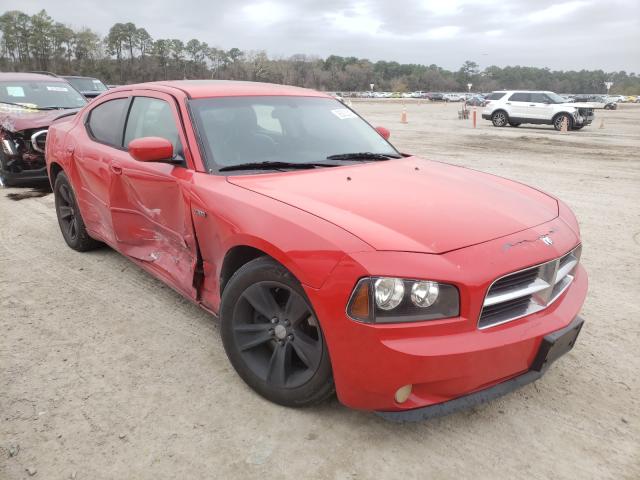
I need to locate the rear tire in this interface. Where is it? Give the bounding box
[220,257,334,407]
[54,172,101,251]
[491,111,508,127]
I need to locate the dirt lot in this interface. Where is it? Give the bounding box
[1,101,639,480]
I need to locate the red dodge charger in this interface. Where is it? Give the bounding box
[45,81,587,420]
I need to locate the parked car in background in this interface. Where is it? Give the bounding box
[482,90,595,130]
[573,94,617,110]
[465,95,486,107]
[443,93,463,102]
[0,72,86,186]
[426,92,444,101]
[45,80,587,418]
[62,75,109,99]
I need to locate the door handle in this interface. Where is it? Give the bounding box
[529,104,536,106]
[110,164,123,175]
[505,102,511,105]
[66,145,75,153]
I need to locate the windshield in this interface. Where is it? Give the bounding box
[0,81,86,109]
[65,77,108,93]
[189,96,399,170]
[546,92,567,104]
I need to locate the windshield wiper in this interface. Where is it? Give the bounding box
[218,161,337,172]
[326,152,401,161]
[0,101,70,111]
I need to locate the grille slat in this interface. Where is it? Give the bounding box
[479,245,581,329]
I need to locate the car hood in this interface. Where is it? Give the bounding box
[0,108,81,133]
[227,157,559,254]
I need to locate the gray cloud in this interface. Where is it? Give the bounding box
[5,0,639,71]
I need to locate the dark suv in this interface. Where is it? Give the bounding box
[0,72,86,186]
[62,75,109,99]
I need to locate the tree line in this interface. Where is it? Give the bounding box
[1,9,638,95]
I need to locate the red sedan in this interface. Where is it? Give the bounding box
[45,81,587,419]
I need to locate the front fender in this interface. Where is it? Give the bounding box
[188,174,372,313]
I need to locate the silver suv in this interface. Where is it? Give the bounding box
[482,91,595,130]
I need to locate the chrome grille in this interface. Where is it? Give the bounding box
[479,245,581,329]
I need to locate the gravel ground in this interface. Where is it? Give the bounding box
[1,101,639,479]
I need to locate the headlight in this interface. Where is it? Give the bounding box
[347,277,459,323]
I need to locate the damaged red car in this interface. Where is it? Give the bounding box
[0,72,86,187]
[45,81,587,420]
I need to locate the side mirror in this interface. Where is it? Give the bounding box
[375,126,391,140]
[128,137,174,162]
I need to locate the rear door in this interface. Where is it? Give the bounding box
[73,94,130,243]
[108,92,199,298]
[506,92,531,120]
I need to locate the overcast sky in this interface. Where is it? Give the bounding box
[5,0,640,71]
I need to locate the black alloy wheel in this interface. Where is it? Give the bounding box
[54,172,101,251]
[220,257,334,407]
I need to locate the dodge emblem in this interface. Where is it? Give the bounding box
[541,235,553,246]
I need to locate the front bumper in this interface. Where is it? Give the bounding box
[377,315,584,422]
[0,165,48,186]
[305,217,588,412]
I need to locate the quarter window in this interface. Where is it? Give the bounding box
[486,92,506,100]
[87,98,128,146]
[508,92,530,102]
[124,97,184,162]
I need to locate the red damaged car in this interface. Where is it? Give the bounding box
[1,72,86,186]
[45,81,587,420]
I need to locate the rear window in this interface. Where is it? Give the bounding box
[486,92,507,100]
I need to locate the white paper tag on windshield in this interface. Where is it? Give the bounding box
[46,86,69,92]
[7,86,25,97]
[331,108,357,120]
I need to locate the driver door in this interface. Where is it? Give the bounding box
[108,92,198,298]
[530,92,555,121]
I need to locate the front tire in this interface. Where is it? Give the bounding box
[491,110,508,127]
[220,257,334,407]
[553,113,573,131]
[54,172,101,251]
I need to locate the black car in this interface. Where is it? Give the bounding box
[62,76,108,99]
[426,92,444,101]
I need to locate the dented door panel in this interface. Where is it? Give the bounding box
[108,158,198,298]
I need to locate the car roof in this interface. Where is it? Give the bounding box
[110,80,329,99]
[0,72,68,82]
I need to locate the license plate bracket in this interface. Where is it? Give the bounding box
[531,317,584,372]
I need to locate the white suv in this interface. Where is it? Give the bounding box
[482,90,595,130]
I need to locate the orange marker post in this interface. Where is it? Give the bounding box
[473,108,477,128]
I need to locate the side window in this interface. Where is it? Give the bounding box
[531,93,549,103]
[486,92,506,100]
[124,97,185,163]
[87,98,128,146]
[253,105,282,134]
[508,92,530,102]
